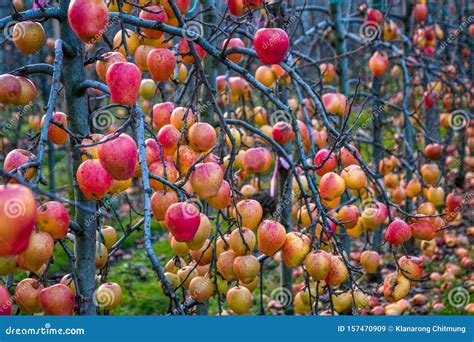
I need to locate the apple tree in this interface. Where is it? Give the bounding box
[0,0,472,316]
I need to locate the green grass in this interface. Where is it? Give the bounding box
[108,237,173,315]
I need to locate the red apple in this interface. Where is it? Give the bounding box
[242,147,272,173]
[424,143,443,160]
[229,76,248,96]
[0,285,12,315]
[145,138,161,165]
[226,0,244,16]
[188,122,217,152]
[15,278,44,313]
[304,250,331,280]
[157,124,180,157]
[68,0,109,43]
[423,91,439,109]
[206,180,232,210]
[360,251,380,273]
[366,8,383,25]
[16,76,37,105]
[413,3,427,23]
[245,0,263,9]
[233,254,260,283]
[0,184,37,256]
[36,201,70,239]
[272,121,293,145]
[313,148,337,176]
[409,216,435,241]
[178,39,206,64]
[257,220,286,256]
[39,283,75,315]
[96,52,126,81]
[385,219,412,245]
[222,38,245,63]
[0,74,21,104]
[318,172,345,201]
[151,190,179,221]
[147,48,176,82]
[338,205,360,230]
[216,75,227,92]
[254,28,289,65]
[234,199,263,230]
[41,111,68,145]
[310,129,326,149]
[76,159,114,200]
[106,62,142,105]
[18,231,54,272]
[339,145,360,166]
[322,92,348,116]
[161,0,190,15]
[190,162,224,199]
[446,191,462,213]
[98,133,137,180]
[4,149,36,181]
[139,6,168,38]
[369,51,389,77]
[325,255,349,286]
[165,202,201,242]
[152,102,174,130]
[149,161,178,191]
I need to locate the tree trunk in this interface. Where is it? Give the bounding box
[59,0,97,315]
